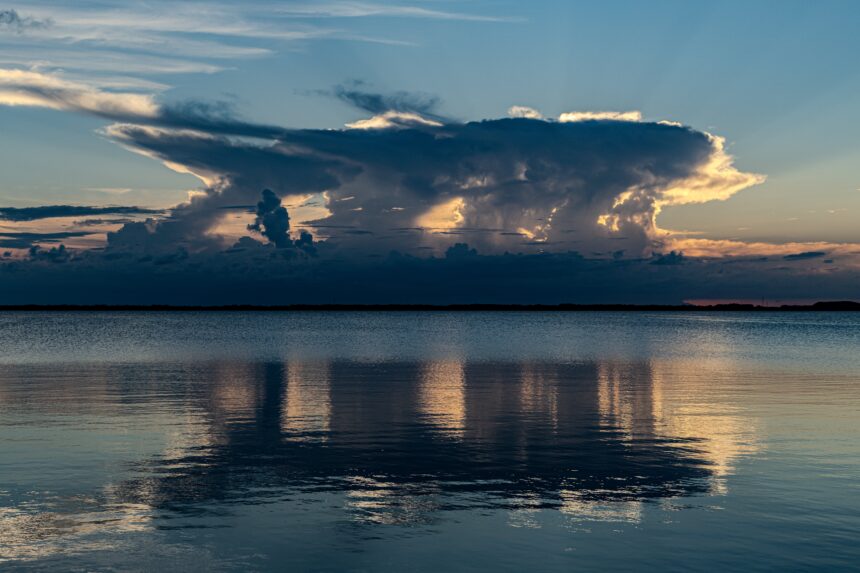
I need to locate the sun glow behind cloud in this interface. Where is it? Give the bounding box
[415,197,466,231]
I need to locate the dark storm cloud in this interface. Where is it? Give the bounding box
[156,100,288,139]
[105,117,750,258]
[331,82,442,117]
[0,71,787,303]
[248,189,291,247]
[73,218,139,226]
[0,205,161,222]
[650,251,686,265]
[0,230,93,249]
[1,70,762,258]
[104,126,351,252]
[783,251,827,261]
[0,9,51,33]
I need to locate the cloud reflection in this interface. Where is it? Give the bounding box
[0,357,760,561]
[111,360,751,519]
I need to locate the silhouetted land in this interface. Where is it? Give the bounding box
[0,301,857,311]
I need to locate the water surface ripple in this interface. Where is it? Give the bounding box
[1,312,858,571]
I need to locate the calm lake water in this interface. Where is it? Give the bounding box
[1,312,859,572]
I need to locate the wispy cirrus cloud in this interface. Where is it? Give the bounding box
[0,1,513,82]
[271,2,521,22]
[0,69,159,117]
[0,69,289,138]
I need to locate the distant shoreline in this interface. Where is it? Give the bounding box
[0,302,858,312]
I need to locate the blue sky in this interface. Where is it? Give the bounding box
[0,1,858,304]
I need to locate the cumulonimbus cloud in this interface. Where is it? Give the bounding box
[100,111,764,258]
[0,69,766,260]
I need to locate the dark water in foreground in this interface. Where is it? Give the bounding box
[0,312,858,572]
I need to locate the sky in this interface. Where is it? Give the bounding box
[0,0,858,304]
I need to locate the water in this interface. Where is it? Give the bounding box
[0,312,858,572]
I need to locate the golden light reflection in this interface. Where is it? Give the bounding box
[418,360,466,437]
[649,360,760,495]
[206,362,260,441]
[507,493,544,529]
[281,362,331,440]
[597,359,760,495]
[161,409,215,463]
[344,476,439,526]
[559,490,643,523]
[597,362,658,441]
[0,502,152,563]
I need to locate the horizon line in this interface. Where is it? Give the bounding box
[0,301,857,312]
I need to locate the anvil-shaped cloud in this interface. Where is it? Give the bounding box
[103,118,762,258]
[0,69,766,258]
[10,68,857,306]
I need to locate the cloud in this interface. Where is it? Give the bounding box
[0,69,158,117]
[0,204,161,222]
[344,110,443,130]
[783,251,827,261]
[8,69,846,303]
[84,187,134,195]
[102,124,349,252]
[98,108,762,259]
[0,9,51,33]
[559,111,643,122]
[0,231,93,249]
[507,106,543,119]
[271,2,518,22]
[332,82,442,117]
[248,189,291,248]
[0,70,771,265]
[73,218,139,226]
[0,2,512,80]
[662,237,855,259]
[0,69,287,137]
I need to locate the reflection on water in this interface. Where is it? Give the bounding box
[1,312,859,571]
[420,360,466,438]
[283,362,331,439]
[1,358,758,562]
